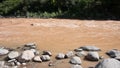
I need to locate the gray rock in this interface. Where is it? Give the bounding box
[74,48,83,52]
[24,43,36,47]
[71,65,83,68]
[23,43,36,50]
[16,62,21,66]
[43,51,52,56]
[21,50,35,61]
[76,51,86,57]
[86,52,99,61]
[8,51,20,59]
[56,53,65,59]
[0,48,9,55]
[33,56,42,62]
[106,49,120,58]
[70,56,82,65]
[41,55,50,61]
[95,58,120,68]
[65,51,74,58]
[8,59,17,63]
[80,46,101,51]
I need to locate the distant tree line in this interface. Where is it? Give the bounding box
[0,0,120,20]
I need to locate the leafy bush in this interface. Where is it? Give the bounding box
[0,0,120,19]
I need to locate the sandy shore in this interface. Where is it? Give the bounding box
[0,18,120,68]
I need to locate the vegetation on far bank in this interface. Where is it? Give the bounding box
[0,0,120,20]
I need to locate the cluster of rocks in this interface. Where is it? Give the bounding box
[0,43,52,68]
[0,44,120,68]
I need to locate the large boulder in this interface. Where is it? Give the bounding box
[21,50,35,61]
[65,51,74,58]
[106,49,120,58]
[71,65,83,68]
[70,56,82,65]
[95,58,120,68]
[86,52,99,61]
[0,48,9,55]
[56,53,65,59]
[8,51,20,59]
[41,55,50,61]
[80,46,101,51]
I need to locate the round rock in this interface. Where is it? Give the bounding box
[106,49,120,58]
[86,52,99,61]
[33,56,42,62]
[70,56,82,65]
[56,53,65,59]
[65,51,74,58]
[0,48,9,55]
[95,58,120,68]
[8,51,20,59]
[43,51,52,56]
[21,50,35,61]
[41,55,50,61]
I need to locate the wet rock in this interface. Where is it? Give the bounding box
[76,51,86,57]
[80,46,101,51]
[86,52,99,61]
[65,51,74,58]
[8,51,20,59]
[41,55,50,61]
[106,49,120,58]
[95,58,120,68]
[0,48,9,55]
[21,50,35,61]
[71,65,83,68]
[56,53,65,59]
[43,51,52,56]
[33,56,42,62]
[70,56,82,65]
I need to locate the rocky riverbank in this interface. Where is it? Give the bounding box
[0,43,120,68]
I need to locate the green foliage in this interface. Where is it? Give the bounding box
[0,0,22,15]
[0,0,120,19]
